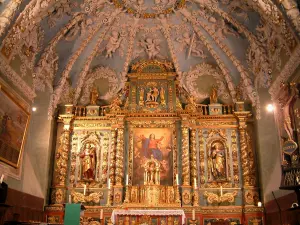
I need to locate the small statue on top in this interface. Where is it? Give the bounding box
[90,87,99,105]
[210,85,218,104]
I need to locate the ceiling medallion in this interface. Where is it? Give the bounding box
[112,0,186,18]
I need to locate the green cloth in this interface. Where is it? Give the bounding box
[64,204,81,225]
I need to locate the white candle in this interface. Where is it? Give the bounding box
[100,209,103,219]
[194,178,197,189]
[68,195,72,204]
[0,174,4,184]
[83,184,86,195]
[258,202,262,207]
[108,178,111,189]
[220,186,223,196]
[176,174,179,185]
[192,209,195,220]
[126,175,129,186]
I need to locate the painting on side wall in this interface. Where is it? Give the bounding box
[0,83,30,168]
[132,128,173,185]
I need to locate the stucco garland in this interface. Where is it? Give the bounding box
[0,55,36,101]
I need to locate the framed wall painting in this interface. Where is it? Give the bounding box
[0,82,30,168]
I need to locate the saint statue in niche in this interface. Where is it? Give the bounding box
[79,142,96,180]
[208,140,226,181]
[140,133,164,160]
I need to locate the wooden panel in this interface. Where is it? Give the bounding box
[3,188,44,222]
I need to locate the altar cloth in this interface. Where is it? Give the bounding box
[111,209,186,224]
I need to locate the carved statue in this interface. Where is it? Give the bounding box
[160,87,166,105]
[79,143,96,180]
[277,83,299,140]
[210,85,218,104]
[106,31,123,58]
[145,87,160,102]
[139,88,145,106]
[176,32,206,59]
[208,141,226,181]
[90,87,99,105]
[140,38,160,59]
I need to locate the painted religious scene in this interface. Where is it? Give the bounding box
[0,89,29,167]
[132,128,173,186]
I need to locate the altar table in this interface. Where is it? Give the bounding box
[111,209,186,224]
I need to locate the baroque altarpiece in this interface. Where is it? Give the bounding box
[46,60,263,225]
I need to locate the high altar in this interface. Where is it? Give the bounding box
[45,60,263,225]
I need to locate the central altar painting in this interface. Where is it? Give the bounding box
[132,128,173,186]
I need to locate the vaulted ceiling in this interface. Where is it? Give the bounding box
[0,0,299,118]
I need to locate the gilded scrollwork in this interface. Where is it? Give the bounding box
[71,190,104,204]
[55,130,70,186]
[204,191,238,204]
[51,189,64,204]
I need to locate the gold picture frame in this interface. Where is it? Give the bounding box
[0,82,30,168]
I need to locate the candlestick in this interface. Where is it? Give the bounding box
[176,174,179,185]
[0,174,4,184]
[83,184,86,195]
[108,178,111,189]
[194,178,197,189]
[220,186,223,196]
[258,201,262,207]
[68,195,72,204]
[192,209,195,220]
[100,209,103,219]
[126,174,129,186]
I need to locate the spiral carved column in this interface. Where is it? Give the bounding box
[190,128,197,186]
[51,112,73,204]
[235,112,256,187]
[115,128,124,186]
[182,127,190,186]
[109,129,117,186]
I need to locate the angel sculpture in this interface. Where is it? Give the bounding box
[176,32,206,59]
[140,38,161,59]
[106,31,124,58]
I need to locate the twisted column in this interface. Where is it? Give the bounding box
[235,112,255,187]
[182,127,190,186]
[109,129,117,186]
[115,128,124,186]
[190,129,197,187]
[51,112,73,204]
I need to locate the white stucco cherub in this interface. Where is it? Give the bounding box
[140,38,161,59]
[105,31,123,58]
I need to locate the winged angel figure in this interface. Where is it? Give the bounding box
[139,38,161,59]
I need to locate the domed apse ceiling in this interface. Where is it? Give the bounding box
[0,0,299,118]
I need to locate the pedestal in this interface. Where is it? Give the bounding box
[86,105,100,116]
[181,186,192,206]
[209,103,222,115]
[113,186,123,206]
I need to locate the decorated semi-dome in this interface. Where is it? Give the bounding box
[0,0,299,118]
